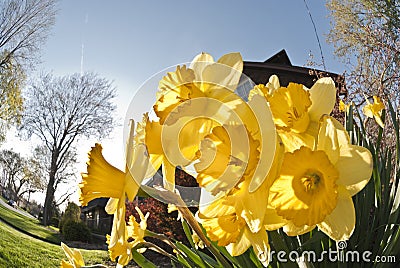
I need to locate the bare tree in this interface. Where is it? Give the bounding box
[20,72,116,225]
[327,0,400,105]
[32,144,77,208]
[0,0,57,70]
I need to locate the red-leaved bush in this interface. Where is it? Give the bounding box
[126,168,199,246]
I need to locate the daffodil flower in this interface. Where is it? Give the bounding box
[192,232,205,249]
[195,124,260,195]
[167,203,183,221]
[60,243,85,268]
[127,207,150,252]
[261,76,336,152]
[269,115,373,241]
[248,74,280,100]
[362,96,385,128]
[339,100,346,112]
[198,196,272,267]
[147,53,278,192]
[79,121,149,267]
[142,52,251,191]
[105,207,149,267]
[339,99,353,115]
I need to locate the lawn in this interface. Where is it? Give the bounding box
[0,203,61,244]
[0,220,109,267]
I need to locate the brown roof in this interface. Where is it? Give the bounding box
[242,49,346,96]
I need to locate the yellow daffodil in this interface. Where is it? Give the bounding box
[194,93,278,195]
[362,96,385,128]
[195,124,260,195]
[60,243,85,268]
[269,115,373,241]
[147,53,278,193]
[198,194,274,267]
[195,121,284,267]
[168,203,183,221]
[154,52,243,124]
[339,100,346,112]
[248,74,280,100]
[79,121,149,267]
[195,121,283,233]
[79,121,147,206]
[192,232,205,249]
[127,207,150,251]
[261,76,336,152]
[339,99,353,115]
[105,207,149,267]
[141,52,248,191]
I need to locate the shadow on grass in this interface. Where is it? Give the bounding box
[0,204,61,244]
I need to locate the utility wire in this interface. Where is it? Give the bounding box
[303,0,327,71]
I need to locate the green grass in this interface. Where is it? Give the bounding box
[0,220,109,267]
[0,203,61,244]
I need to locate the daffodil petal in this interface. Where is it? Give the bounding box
[247,94,277,192]
[199,190,235,217]
[238,182,269,233]
[190,52,214,80]
[226,228,251,257]
[267,74,280,92]
[249,228,271,267]
[374,115,385,128]
[362,104,374,118]
[162,158,176,191]
[146,154,163,178]
[61,242,85,267]
[105,198,119,215]
[202,52,243,91]
[283,222,316,236]
[317,116,340,164]
[317,186,355,241]
[336,145,372,196]
[264,207,287,231]
[217,52,243,74]
[61,259,74,268]
[308,77,336,122]
[278,129,316,152]
[126,143,149,200]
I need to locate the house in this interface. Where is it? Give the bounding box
[81,198,112,235]
[241,49,346,120]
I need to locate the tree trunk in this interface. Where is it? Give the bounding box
[42,150,58,225]
[42,175,55,225]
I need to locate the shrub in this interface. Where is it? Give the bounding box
[62,221,92,243]
[126,197,188,244]
[126,168,198,245]
[59,202,80,233]
[49,216,59,228]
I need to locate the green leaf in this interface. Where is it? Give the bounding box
[131,250,158,268]
[182,220,196,249]
[175,241,208,268]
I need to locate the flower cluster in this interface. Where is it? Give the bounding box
[77,52,373,267]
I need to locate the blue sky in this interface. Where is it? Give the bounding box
[10,0,345,204]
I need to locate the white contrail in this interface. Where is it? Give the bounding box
[80,13,89,76]
[80,43,84,76]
